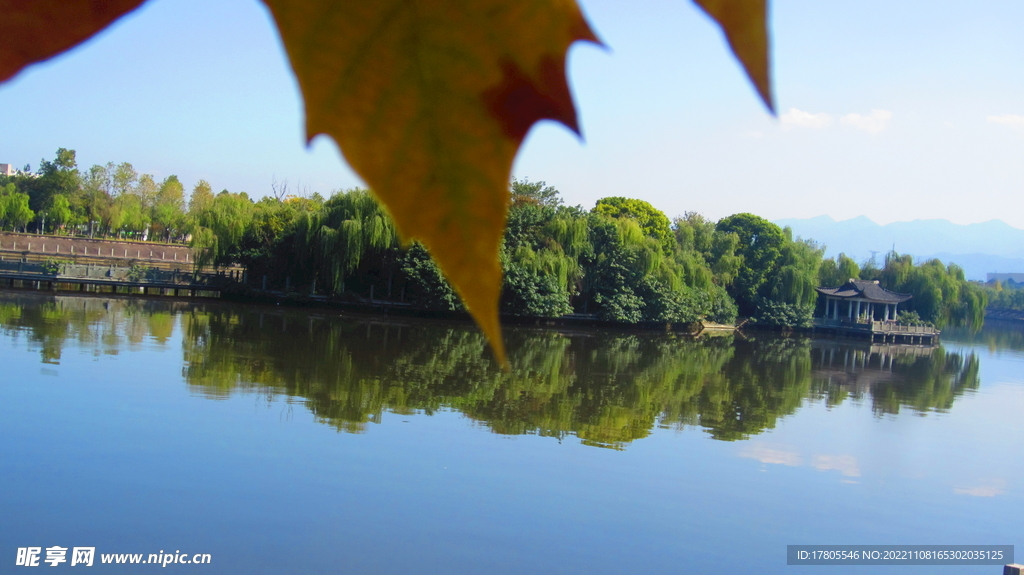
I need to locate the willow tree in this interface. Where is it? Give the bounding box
[500,190,585,316]
[191,191,255,271]
[0,190,34,232]
[584,211,717,323]
[765,234,823,309]
[294,188,401,297]
[45,194,72,234]
[818,253,860,287]
[877,252,987,330]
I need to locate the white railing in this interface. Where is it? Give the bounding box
[815,318,937,334]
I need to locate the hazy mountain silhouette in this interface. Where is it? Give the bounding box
[774,216,1024,281]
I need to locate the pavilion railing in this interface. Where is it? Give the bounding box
[814,318,937,334]
[869,321,937,334]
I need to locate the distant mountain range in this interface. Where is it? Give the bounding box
[773,216,1024,281]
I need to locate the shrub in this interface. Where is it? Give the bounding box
[896,310,932,327]
[40,258,71,275]
[754,299,814,328]
[126,265,155,282]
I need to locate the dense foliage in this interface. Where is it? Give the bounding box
[984,279,1024,311]
[1,149,990,329]
[244,182,749,324]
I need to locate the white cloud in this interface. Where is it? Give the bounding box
[812,454,861,477]
[739,445,864,481]
[780,108,834,129]
[738,443,802,467]
[987,114,1024,129]
[840,109,892,134]
[953,479,1006,497]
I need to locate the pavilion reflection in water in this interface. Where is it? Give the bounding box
[809,339,979,415]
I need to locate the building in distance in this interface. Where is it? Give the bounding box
[987,273,1024,284]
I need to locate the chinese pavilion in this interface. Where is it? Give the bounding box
[815,279,912,322]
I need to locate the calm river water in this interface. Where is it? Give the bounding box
[1,292,1021,574]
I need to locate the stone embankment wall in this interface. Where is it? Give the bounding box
[985,308,1024,322]
[0,232,193,268]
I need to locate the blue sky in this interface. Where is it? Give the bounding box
[1,0,1022,227]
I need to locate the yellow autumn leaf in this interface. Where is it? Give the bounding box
[0,0,145,83]
[692,0,774,112]
[261,0,599,364]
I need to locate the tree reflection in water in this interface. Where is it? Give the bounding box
[808,341,980,416]
[0,293,187,364]
[0,293,982,448]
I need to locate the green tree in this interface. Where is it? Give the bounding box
[135,173,159,209]
[716,213,785,316]
[878,252,987,329]
[818,253,860,287]
[0,184,10,228]
[583,213,710,323]
[398,243,462,310]
[112,162,138,198]
[191,190,256,270]
[188,179,214,215]
[672,211,740,290]
[153,175,186,241]
[764,233,822,307]
[3,191,34,232]
[45,194,72,234]
[30,148,81,216]
[112,193,149,238]
[985,280,1024,311]
[81,163,114,236]
[291,188,400,295]
[500,188,582,315]
[510,178,562,207]
[594,196,675,255]
[708,231,742,286]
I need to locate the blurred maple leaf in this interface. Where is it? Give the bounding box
[692,0,773,112]
[0,0,145,83]
[262,0,600,365]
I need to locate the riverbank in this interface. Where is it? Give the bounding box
[985,307,1024,323]
[218,285,722,335]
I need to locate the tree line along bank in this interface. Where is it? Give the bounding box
[1,149,989,329]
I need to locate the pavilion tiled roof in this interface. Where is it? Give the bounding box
[815,279,912,303]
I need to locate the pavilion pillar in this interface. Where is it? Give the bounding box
[884,304,890,321]
[833,299,839,319]
[855,300,861,320]
[893,302,898,319]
